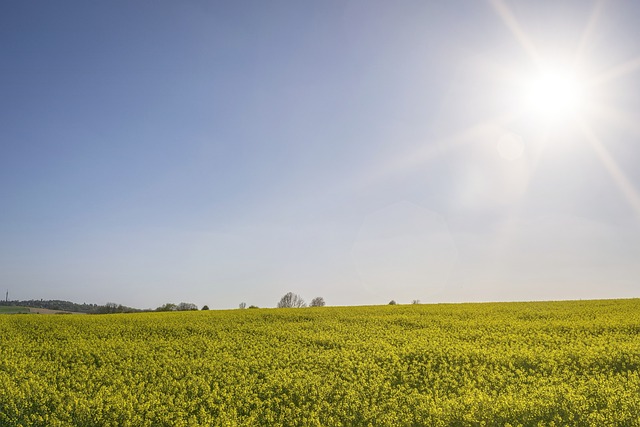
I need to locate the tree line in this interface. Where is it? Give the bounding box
[2,293,331,315]
[0,294,434,313]
[0,299,142,314]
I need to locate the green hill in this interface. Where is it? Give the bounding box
[0,306,30,314]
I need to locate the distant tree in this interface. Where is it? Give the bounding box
[201,305,209,310]
[239,302,247,309]
[105,302,119,313]
[388,300,397,305]
[310,297,325,307]
[177,302,198,311]
[412,299,420,305]
[156,303,177,312]
[248,305,259,309]
[94,302,118,314]
[277,292,306,308]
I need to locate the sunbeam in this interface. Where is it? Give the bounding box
[579,121,640,219]
[489,0,541,65]
[573,0,606,66]
[588,102,640,138]
[353,112,520,191]
[590,56,640,87]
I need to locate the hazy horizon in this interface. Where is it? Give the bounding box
[2,0,640,309]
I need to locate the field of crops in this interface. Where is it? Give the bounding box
[0,306,30,314]
[1,299,640,426]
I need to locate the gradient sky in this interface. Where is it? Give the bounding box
[2,0,640,309]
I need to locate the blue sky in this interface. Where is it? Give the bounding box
[2,0,640,309]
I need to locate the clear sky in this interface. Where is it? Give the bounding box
[2,0,640,309]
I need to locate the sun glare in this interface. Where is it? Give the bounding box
[522,65,587,122]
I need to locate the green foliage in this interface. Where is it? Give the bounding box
[156,303,177,312]
[310,297,325,307]
[1,299,640,425]
[176,302,198,311]
[157,302,198,312]
[94,302,141,314]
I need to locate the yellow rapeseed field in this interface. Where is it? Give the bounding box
[1,299,639,426]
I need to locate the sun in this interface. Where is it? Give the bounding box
[522,64,588,123]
